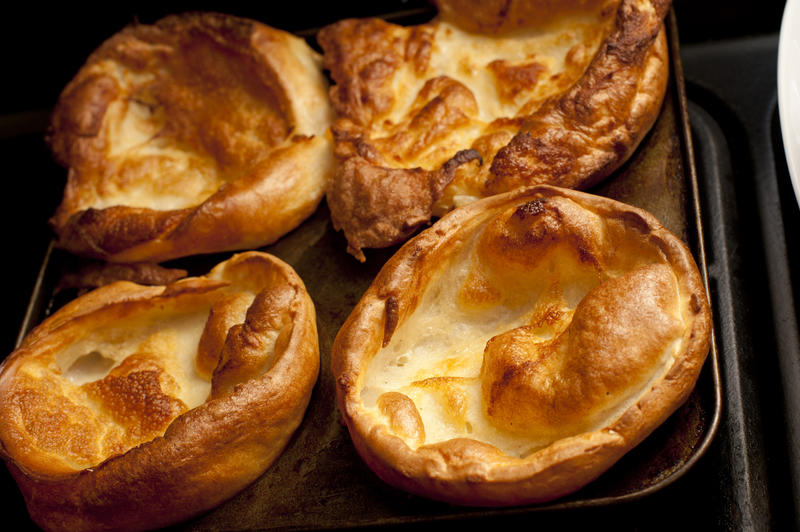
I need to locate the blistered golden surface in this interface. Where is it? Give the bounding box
[332,186,711,505]
[0,252,319,531]
[48,12,334,263]
[319,0,670,260]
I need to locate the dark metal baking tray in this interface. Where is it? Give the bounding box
[4,6,721,530]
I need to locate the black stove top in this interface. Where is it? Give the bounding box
[683,33,800,529]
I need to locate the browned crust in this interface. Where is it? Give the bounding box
[48,12,333,263]
[331,185,711,506]
[327,150,481,261]
[486,0,670,194]
[0,252,319,531]
[55,261,188,294]
[319,0,671,260]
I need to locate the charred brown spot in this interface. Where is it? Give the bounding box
[514,199,547,219]
[337,373,355,391]
[530,305,564,329]
[577,244,600,266]
[690,293,702,314]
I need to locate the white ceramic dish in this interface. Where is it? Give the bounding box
[779,0,800,208]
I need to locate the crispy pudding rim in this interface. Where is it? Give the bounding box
[320,0,672,260]
[0,251,320,530]
[332,185,712,506]
[48,12,335,263]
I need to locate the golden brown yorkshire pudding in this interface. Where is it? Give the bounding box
[0,252,319,531]
[48,12,334,263]
[319,0,670,260]
[332,186,711,505]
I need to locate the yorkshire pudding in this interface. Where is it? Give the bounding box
[0,252,319,530]
[332,186,711,505]
[48,12,334,263]
[319,0,671,260]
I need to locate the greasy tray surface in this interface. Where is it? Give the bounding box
[11,9,719,531]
